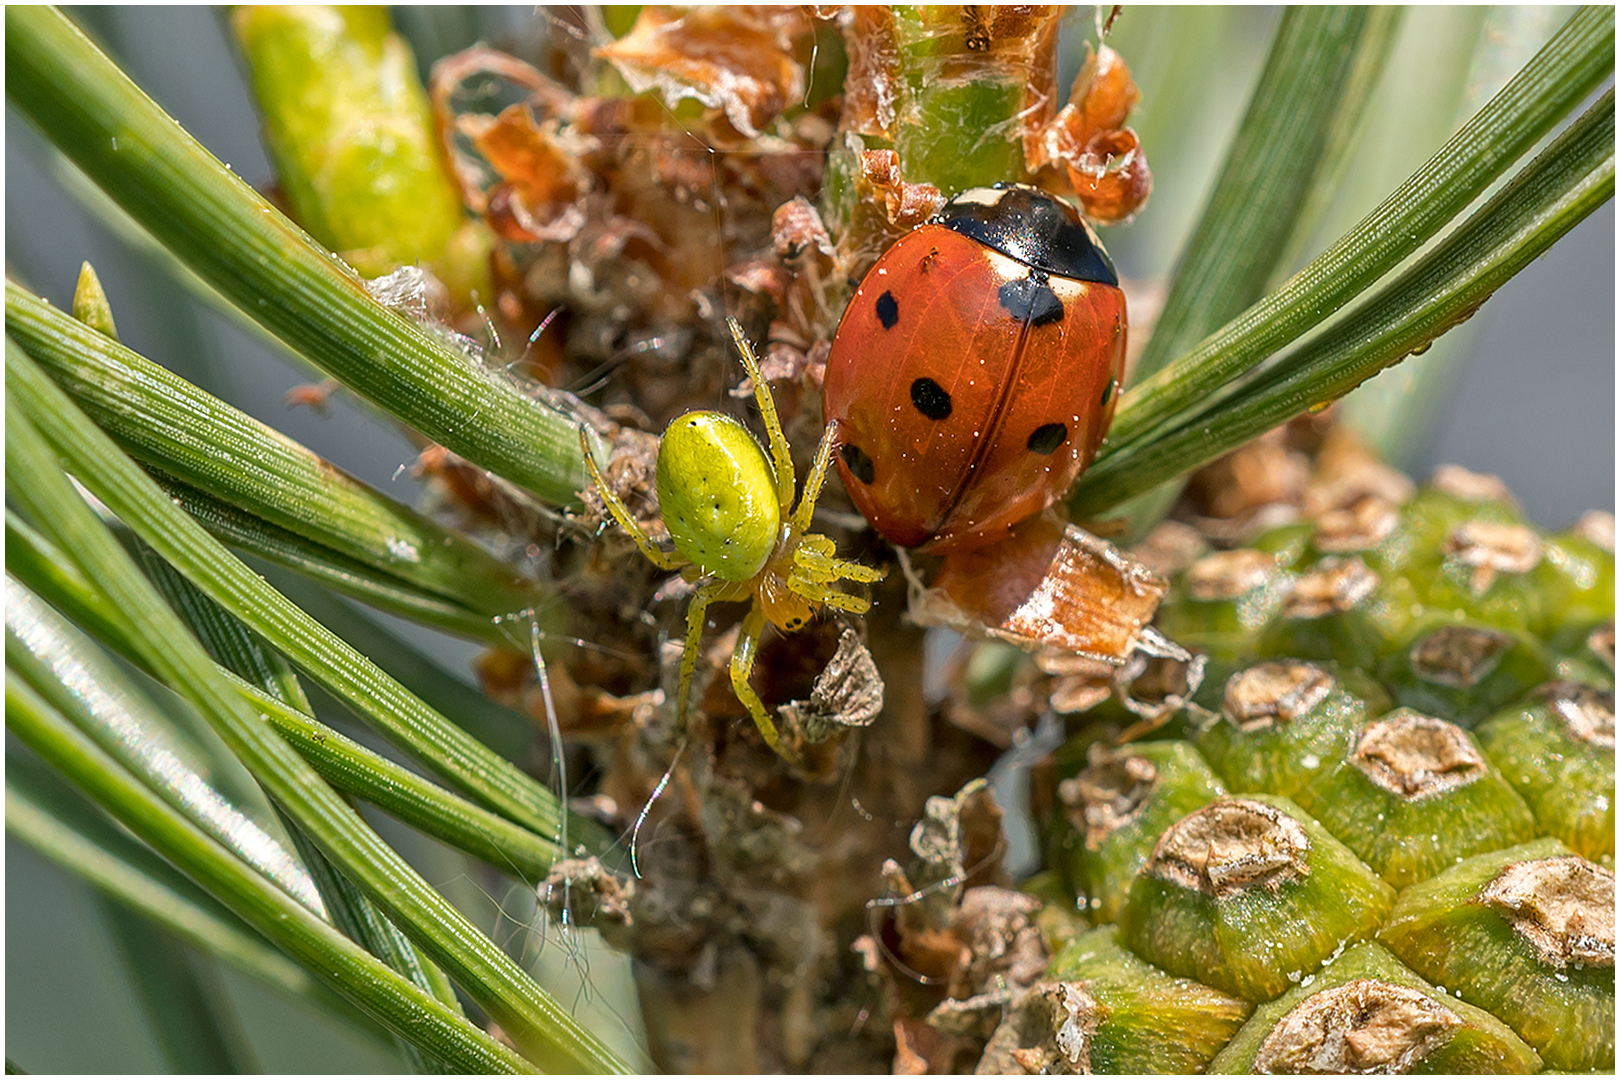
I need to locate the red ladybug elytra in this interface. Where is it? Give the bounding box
[822,183,1127,554]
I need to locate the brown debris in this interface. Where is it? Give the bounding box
[1314,494,1400,553]
[577,424,665,537]
[1571,509,1616,552]
[725,258,791,307]
[1033,43,1151,222]
[540,856,635,926]
[1060,745,1160,848]
[1183,437,1310,539]
[1254,979,1462,1074]
[1588,622,1616,670]
[429,47,577,214]
[948,887,1049,999]
[414,443,546,536]
[1184,549,1277,602]
[909,781,1007,900]
[554,686,665,742]
[1059,43,1140,147]
[894,1015,979,1074]
[835,5,901,139]
[1146,798,1311,897]
[1113,645,1207,737]
[1442,520,1542,594]
[1480,856,1614,970]
[1128,520,1209,579]
[858,149,946,230]
[1037,649,1117,715]
[1283,557,1379,619]
[925,986,1015,1042]
[283,378,339,413]
[1407,625,1514,688]
[1066,127,1151,223]
[975,981,1097,1075]
[860,783,1050,1052]
[777,628,886,743]
[1349,711,1485,800]
[1430,464,1517,507]
[1304,426,1416,517]
[1538,681,1615,750]
[771,195,835,262]
[1223,661,1335,731]
[594,7,812,138]
[473,103,590,242]
[921,515,1167,663]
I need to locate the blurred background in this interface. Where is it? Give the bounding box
[7,7,1612,1072]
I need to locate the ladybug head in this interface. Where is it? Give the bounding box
[932,184,1118,287]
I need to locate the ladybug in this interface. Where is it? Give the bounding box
[823,183,1126,553]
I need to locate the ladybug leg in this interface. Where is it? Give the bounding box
[728,599,785,757]
[578,427,684,571]
[727,317,795,511]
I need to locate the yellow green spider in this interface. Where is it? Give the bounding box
[579,318,884,760]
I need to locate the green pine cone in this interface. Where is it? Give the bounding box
[1015,474,1614,1074]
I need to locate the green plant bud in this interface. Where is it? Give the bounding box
[1295,708,1537,887]
[1207,942,1541,1073]
[1305,491,1407,564]
[70,262,119,341]
[1157,548,1292,665]
[1380,621,1553,725]
[1250,521,1316,567]
[1044,926,1252,1073]
[1475,683,1615,861]
[1532,515,1616,640]
[1378,839,1615,1072]
[1191,661,1367,799]
[1551,619,1615,691]
[1120,795,1395,1002]
[1020,869,1090,952]
[1367,486,1544,637]
[1054,741,1226,924]
[1257,553,1391,673]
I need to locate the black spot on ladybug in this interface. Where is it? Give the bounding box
[998,273,1065,327]
[1100,378,1116,408]
[875,290,900,329]
[840,442,876,484]
[1027,423,1068,455]
[910,377,953,421]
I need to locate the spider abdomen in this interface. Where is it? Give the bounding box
[656,411,780,582]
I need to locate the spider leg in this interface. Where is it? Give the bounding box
[793,542,885,584]
[790,418,842,534]
[675,580,727,728]
[729,600,785,757]
[578,426,684,571]
[792,581,873,615]
[727,317,795,510]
